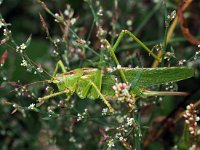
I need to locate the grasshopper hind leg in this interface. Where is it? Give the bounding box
[89,80,114,112]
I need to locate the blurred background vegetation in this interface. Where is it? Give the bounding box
[0,0,200,149]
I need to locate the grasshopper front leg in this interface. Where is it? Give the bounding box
[89,80,115,112]
[38,89,70,103]
[38,60,70,103]
[77,69,115,112]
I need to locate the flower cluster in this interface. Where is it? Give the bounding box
[20,59,28,67]
[107,138,115,148]
[54,4,77,25]
[16,43,27,53]
[126,19,133,30]
[126,117,135,127]
[96,27,107,39]
[165,82,176,91]
[183,103,199,136]
[167,10,176,21]
[194,51,200,60]
[77,109,88,122]
[153,44,163,51]
[64,5,74,18]
[69,136,76,143]
[20,58,35,72]
[3,28,11,37]
[165,10,176,27]
[164,52,175,62]
[28,103,35,110]
[178,59,186,66]
[112,82,132,103]
[102,108,109,116]
[97,6,103,16]
[47,107,55,117]
[14,86,33,98]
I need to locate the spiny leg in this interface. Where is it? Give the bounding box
[89,80,114,112]
[102,40,128,83]
[112,30,161,62]
[77,70,112,111]
[38,89,70,103]
[108,41,136,110]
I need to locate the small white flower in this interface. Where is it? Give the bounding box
[170,10,176,20]
[106,45,110,49]
[21,59,28,66]
[64,5,74,18]
[64,10,69,16]
[28,103,35,109]
[107,139,115,148]
[112,82,132,104]
[70,18,76,25]
[37,67,43,73]
[195,116,200,122]
[97,7,103,16]
[178,60,183,65]
[54,13,59,17]
[48,108,53,113]
[126,20,133,26]
[117,65,121,70]
[3,29,7,36]
[185,120,190,124]
[77,111,86,122]
[119,136,124,141]
[127,117,134,126]
[56,39,60,43]
[102,108,108,115]
[69,136,76,142]
[189,127,194,131]
[20,43,27,49]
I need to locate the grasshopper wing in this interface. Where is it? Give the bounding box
[87,69,102,100]
[101,67,194,97]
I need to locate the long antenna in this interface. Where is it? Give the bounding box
[8,80,51,94]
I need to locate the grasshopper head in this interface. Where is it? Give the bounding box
[51,74,63,84]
